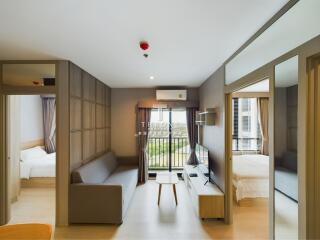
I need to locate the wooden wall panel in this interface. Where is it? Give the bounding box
[96,129,106,154]
[70,98,81,131]
[106,106,111,127]
[70,131,82,171]
[96,81,106,105]
[69,63,82,98]
[106,86,111,106]
[96,104,105,128]
[82,72,95,102]
[69,63,111,173]
[106,128,111,151]
[83,101,95,129]
[83,130,96,163]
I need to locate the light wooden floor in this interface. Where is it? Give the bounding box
[274,191,298,240]
[10,181,269,240]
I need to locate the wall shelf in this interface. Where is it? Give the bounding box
[196,108,216,126]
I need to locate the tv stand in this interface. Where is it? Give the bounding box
[183,165,224,219]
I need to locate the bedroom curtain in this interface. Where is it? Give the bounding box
[258,98,269,155]
[136,107,151,183]
[41,96,56,153]
[186,107,198,165]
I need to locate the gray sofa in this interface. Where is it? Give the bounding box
[69,152,138,224]
[275,151,298,201]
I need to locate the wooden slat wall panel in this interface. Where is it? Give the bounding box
[83,130,96,163]
[70,131,82,170]
[83,101,95,129]
[96,81,106,104]
[70,98,81,131]
[106,106,111,127]
[96,104,105,128]
[82,72,96,102]
[106,128,111,152]
[69,63,111,173]
[69,63,82,98]
[96,129,106,154]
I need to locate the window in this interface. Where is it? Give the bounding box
[147,109,190,170]
[232,98,261,151]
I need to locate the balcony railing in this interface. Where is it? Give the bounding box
[147,137,190,170]
[232,137,262,151]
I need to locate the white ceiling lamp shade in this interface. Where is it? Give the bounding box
[226,0,320,85]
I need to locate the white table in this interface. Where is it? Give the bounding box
[156,172,179,205]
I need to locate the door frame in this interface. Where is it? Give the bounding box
[0,60,70,226]
[224,35,320,239]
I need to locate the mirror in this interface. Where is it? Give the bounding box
[226,0,320,84]
[274,55,298,239]
[2,64,55,87]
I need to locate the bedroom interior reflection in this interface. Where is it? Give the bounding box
[274,55,299,240]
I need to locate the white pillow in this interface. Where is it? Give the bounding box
[20,146,47,162]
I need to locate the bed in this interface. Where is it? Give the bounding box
[232,154,269,206]
[20,146,55,187]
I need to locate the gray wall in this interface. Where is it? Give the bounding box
[274,84,298,161]
[111,88,199,157]
[199,66,225,191]
[20,95,44,143]
[287,85,298,152]
[274,88,287,158]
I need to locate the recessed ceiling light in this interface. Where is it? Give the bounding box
[149,76,155,80]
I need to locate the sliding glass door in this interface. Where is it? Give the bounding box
[147,108,189,171]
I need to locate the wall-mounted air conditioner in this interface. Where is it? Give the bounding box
[156,89,187,101]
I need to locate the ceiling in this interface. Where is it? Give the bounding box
[275,56,298,88]
[3,64,55,86]
[0,0,288,88]
[238,79,269,93]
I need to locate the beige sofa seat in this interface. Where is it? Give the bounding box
[69,152,138,224]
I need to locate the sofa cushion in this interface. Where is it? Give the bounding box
[104,166,138,214]
[281,151,297,172]
[72,152,118,183]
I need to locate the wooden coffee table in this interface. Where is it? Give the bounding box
[156,172,179,205]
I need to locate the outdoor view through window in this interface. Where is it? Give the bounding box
[232,98,261,151]
[147,109,190,170]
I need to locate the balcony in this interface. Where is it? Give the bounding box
[232,137,262,152]
[147,137,190,170]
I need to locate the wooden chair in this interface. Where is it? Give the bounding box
[0,223,52,240]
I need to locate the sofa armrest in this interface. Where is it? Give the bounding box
[69,184,123,224]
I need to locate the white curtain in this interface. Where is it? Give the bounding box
[8,95,21,202]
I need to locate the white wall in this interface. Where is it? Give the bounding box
[20,95,44,143]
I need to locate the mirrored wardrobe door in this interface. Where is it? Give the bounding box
[274,55,299,240]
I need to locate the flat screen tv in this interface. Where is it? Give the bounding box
[195,143,210,178]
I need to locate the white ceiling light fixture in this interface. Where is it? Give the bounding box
[149,76,155,80]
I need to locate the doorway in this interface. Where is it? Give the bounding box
[226,78,271,236]
[147,108,190,172]
[8,94,56,225]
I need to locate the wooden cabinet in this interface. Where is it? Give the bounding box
[183,165,224,219]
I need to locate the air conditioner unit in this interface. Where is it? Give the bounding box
[156,90,187,101]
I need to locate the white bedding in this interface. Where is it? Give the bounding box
[20,151,56,179]
[233,154,269,201]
